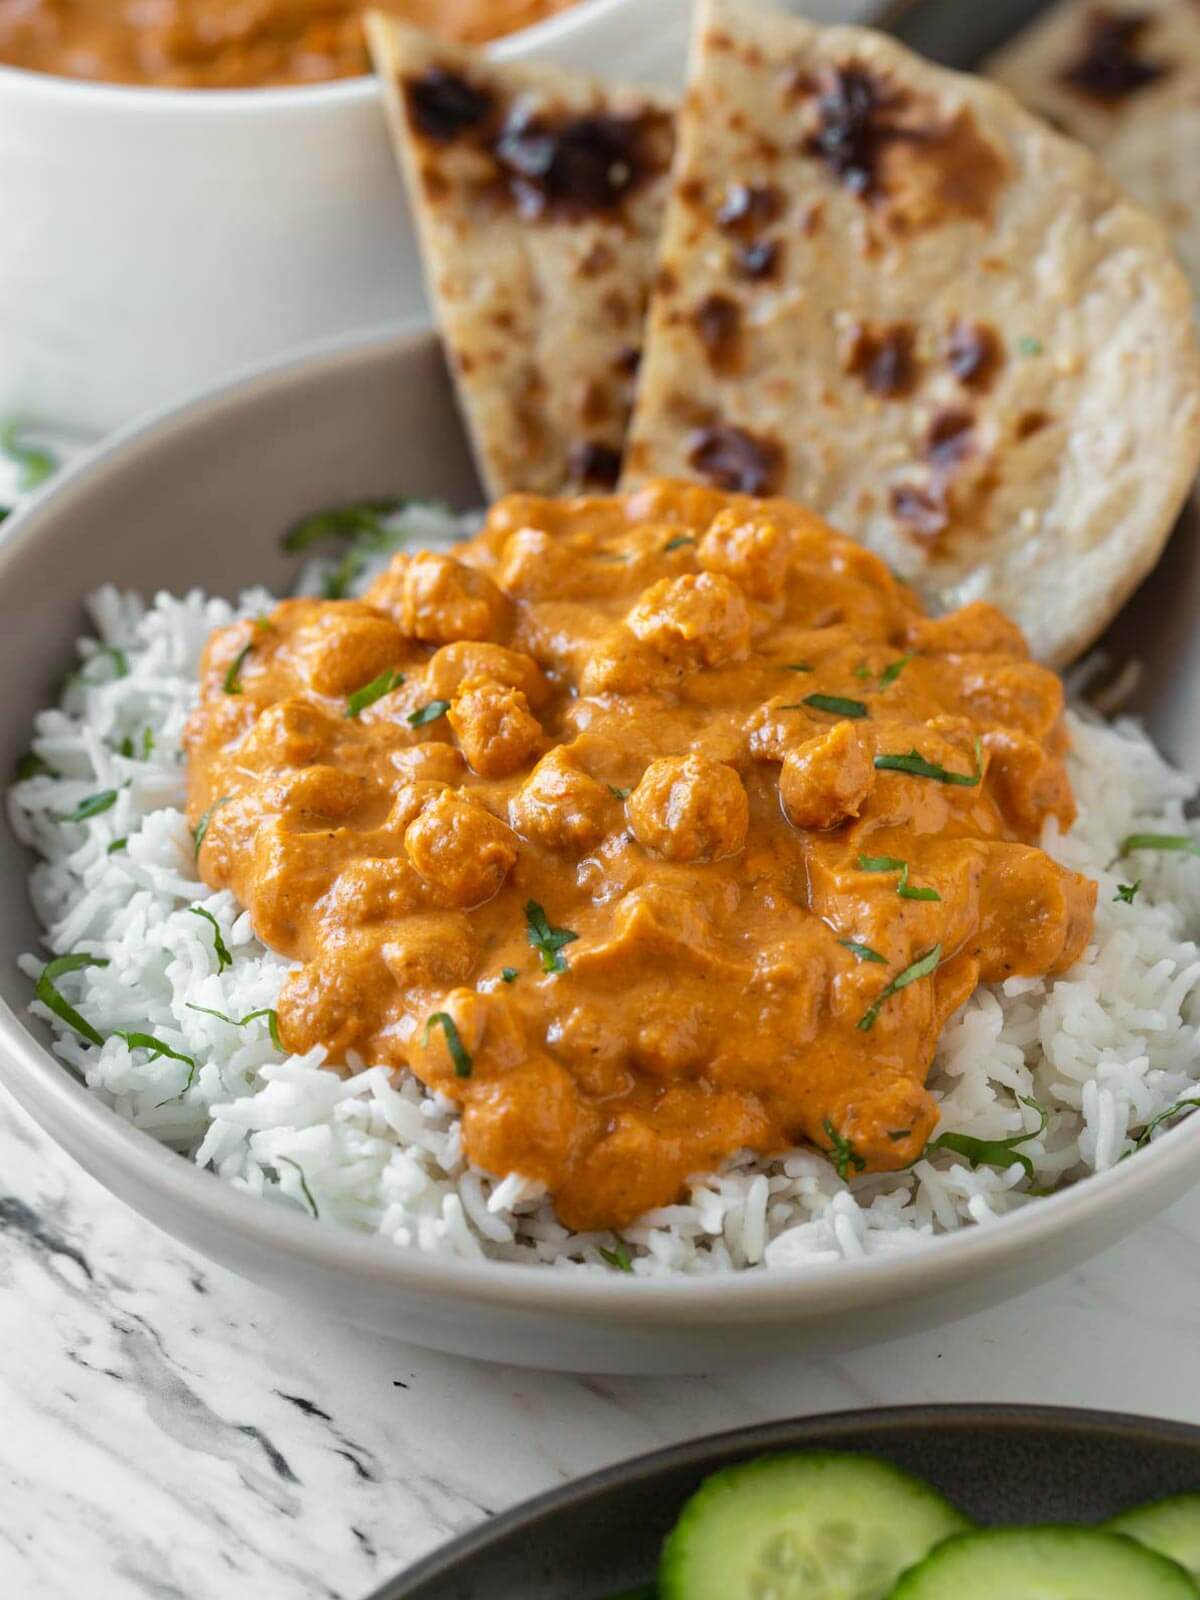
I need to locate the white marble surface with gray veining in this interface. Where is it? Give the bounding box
[3,1082,1200,1600]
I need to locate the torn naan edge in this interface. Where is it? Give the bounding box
[623,0,1200,665]
[987,0,1200,303]
[367,12,675,498]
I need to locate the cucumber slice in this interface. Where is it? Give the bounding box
[889,1525,1200,1597]
[658,1451,969,1599]
[1110,1495,1200,1578]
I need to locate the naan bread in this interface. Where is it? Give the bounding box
[987,0,1200,301]
[623,0,1200,664]
[367,13,675,498]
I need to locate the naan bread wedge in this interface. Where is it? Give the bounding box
[367,13,675,498]
[623,0,1200,665]
[987,0,1200,301]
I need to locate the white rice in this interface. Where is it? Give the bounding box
[9,527,1200,1276]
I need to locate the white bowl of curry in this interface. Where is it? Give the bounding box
[0,0,696,437]
[1,324,1198,1374]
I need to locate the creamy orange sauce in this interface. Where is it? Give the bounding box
[0,0,578,89]
[185,482,1095,1231]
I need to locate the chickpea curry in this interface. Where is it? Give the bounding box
[186,482,1095,1231]
[0,0,578,89]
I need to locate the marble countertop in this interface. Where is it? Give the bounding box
[3,1084,1200,1600]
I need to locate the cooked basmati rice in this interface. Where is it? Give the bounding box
[9,528,1200,1276]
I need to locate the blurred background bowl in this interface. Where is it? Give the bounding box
[0,0,883,440]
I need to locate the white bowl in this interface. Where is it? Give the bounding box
[1,323,1197,1374]
[0,0,890,440]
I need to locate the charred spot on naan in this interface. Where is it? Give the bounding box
[1059,7,1169,103]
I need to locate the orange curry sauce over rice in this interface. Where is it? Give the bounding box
[185,483,1095,1230]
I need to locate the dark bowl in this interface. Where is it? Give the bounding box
[368,1405,1200,1599]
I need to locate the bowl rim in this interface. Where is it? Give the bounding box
[2,318,1199,1324]
[366,1403,1200,1597]
[0,0,634,112]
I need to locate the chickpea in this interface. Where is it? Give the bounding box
[779,722,875,831]
[448,679,543,779]
[404,789,517,907]
[628,753,748,862]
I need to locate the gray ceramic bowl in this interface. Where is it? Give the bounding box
[0,325,1198,1374]
[367,1405,1200,1597]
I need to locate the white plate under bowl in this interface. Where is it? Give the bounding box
[0,324,1197,1374]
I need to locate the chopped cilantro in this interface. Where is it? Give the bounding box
[407,698,451,728]
[1,419,56,489]
[857,944,942,1032]
[223,640,254,695]
[876,654,912,690]
[16,751,51,780]
[192,794,231,858]
[1114,881,1141,905]
[663,535,695,552]
[424,1011,473,1078]
[276,1155,320,1218]
[106,838,128,855]
[500,967,519,984]
[874,741,982,786]
[927,1095,1048,1180]
[347,668,405,719]
[856,853,940,902]
[823,1118,866,1182]
[189,907,232,972]
[186,1002,282,1050]
[282,497,408,553]
[838,938,887,964]
[608,784,631,801]
[525,900,579,975]
[54,788,120,824]
[1130,1097,1200,1154]
[36,952,109,1046]
[1116,833,1200,862]
[801,693,869,719]
[599,1238,634,1273]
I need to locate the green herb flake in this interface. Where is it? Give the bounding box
[801,693,869,719]
[142,727,155,759]
[36,952,109,1046]
[282,497,407,553]
[857,943,942,1032]
[407,698,451,728]
[55,788,120,824]
[189,907,232,973]
[782,662,814,673]
[874,737,983,787]
[222,640,254,695]
[323,548,365,600]
[1114,880,1141,905]
[276,1155,320,1219]
[346,668,405,719]
[927,1094,1048,1180]
[1016,336,1044,357]
[192,794,232,859]
[853,662,873,680]
[598,1237,635,1273]
[16,751,51,780]
[500,967,519,985]
[823,1118,866,1182]
[525,899,579,975]
[1,419,57,490]
[1131,1097,1200,1154]
[838,938,887,964]
[118,736,134,759]
[855,853,940,902]
[663,535,695,553]
[1116,833,1200,862]
[106,838,128,856]
[608,784,631,801]
[424,1011,473,1078]
[186,1002,282,1050]
[116,1030,196,1071]
[876,654,913,690]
